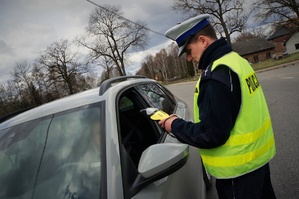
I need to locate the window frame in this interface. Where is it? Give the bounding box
[115,82,178,199]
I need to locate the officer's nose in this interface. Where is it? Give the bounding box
[186,54,193,62]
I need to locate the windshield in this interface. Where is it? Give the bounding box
[0,104,103,199]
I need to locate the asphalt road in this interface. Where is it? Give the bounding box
[167,63,299,199]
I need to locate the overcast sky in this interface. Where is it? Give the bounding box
[0,0,183,84]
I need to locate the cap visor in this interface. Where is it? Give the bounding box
[178,45,185,57]
[177,37,191,57]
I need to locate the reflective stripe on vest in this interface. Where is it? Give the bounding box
[194,52,276,179]
[194,79,200,123]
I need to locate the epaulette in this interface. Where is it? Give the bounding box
[200,64,233,91]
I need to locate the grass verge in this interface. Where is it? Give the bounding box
[252,52,299,71]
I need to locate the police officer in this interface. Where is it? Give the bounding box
[159,14,277,199]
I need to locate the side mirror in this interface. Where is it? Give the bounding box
[138,143,189,178]
[128,143,189,197]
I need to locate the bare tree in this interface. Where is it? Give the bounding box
[0,84,9,116]
[167,42,190,78]
[10,60,36,105]
[77,5,148,76]
[136,62,153,79]
[37,39,88,95]
[233,32,258,42]
[172,0,253,45]
[31,63,49,102]
[137,42,193,82]
[233,25,273,42]
[82,71,98,89]
[155,49,170,82]
[3,80,31,113]
[254,0,299,27]
[96,56,116,80]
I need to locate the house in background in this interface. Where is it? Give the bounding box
[267,23,299,56]
[232,37,275,63]
[285,31,299,54]
[267,26,291,53]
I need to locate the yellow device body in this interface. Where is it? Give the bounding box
[150,110,169,121]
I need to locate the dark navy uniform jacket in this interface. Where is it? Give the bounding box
[171,38,242,149]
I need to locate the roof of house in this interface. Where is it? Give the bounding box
[267,26,290,40]
[232,37,275,56]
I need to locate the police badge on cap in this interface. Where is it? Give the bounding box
[165,14,211,57]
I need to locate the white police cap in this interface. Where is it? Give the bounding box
[165,14,210,57]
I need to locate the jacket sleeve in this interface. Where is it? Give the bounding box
[171,66,241,149]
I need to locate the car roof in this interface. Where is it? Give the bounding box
[0,76,156,129]
[0,88,104,129]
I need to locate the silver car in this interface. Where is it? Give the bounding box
[0,76,211,199]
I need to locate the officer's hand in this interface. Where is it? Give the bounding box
[158,114,178,133]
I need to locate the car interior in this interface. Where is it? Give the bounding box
[118,90,163,167]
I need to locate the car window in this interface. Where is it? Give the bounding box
[0,104,103,199]
[135,83,176,114]
[118,90,162,167]
[119,96,134,111]
[0,118,50,198]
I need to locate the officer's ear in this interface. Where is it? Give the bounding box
[198,35,212,49]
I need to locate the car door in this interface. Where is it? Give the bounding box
[134,82,205,199]
[116,82,206,199]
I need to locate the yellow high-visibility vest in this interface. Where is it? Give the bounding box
[194,52,276,179]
